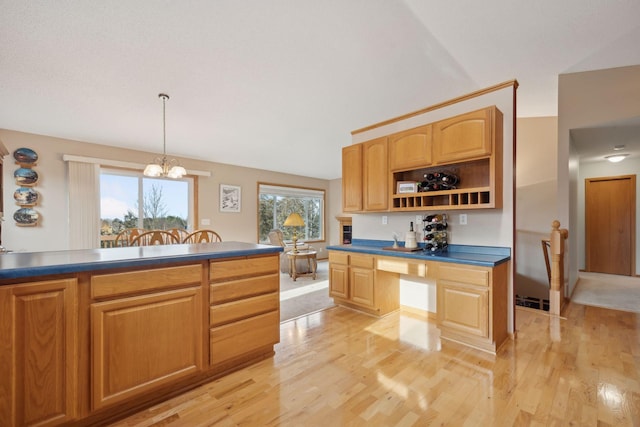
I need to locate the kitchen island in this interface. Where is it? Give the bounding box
[327,239,511,354]
[0,242,282,427]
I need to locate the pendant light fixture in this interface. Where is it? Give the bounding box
[143,93,187,179]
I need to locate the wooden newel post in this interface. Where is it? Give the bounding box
[549,220,569,316]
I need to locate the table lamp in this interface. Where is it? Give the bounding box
[283,212,305,253]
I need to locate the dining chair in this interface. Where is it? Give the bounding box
[167,228,189,243]
[114,228,147,247]
[130,230,180,246]
[182,229,223,244]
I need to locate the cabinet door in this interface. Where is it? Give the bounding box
[437,281,489,338]
[329,262,349,299]
[0,279,77,427]
[349,267,375,308]
[91,287,203,410]
[363,137,388,211]
[342,144,363,212]
[389,124,432,171]
[433,107,492,163]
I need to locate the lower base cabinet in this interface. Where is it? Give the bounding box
[0,253,281,427]
[90,286,203,410]
[329,251,399,316]
[328,250,509,353]
[0,279,77,427]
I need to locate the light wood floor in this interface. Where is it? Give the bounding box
[111,303,640,426]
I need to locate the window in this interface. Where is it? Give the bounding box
[100,168,194,240]
[258,183,325,244]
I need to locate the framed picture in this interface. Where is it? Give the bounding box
[397,181,417,194]
[220,184,241,212]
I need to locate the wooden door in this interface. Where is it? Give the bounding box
[585,175,636,276]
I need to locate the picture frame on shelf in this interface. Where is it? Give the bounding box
[220,184,241,213]
[397,181,417,194]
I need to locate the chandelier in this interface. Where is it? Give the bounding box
[143,93,187,179]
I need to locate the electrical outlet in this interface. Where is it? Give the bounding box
[201,218,211,225]
[416,215,422,224]
[459,214,467,225]
[382,215,388,225]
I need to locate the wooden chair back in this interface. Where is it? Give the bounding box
[130,230,180,246]
[114,228,147,247]
[167,228,189,243]
[183,229,222,244]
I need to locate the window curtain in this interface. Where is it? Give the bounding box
[68,161,100,249]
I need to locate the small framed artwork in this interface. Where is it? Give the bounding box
[397,181,417,194]
[220,184,241,213]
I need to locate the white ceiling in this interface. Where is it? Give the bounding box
[1,1,639,179]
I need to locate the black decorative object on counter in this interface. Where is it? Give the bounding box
[423,214,448,253]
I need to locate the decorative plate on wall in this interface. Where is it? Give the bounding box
[14,167,39,186]
[14,187,39,206]
[13,208,39,226]
[13,147,38,165]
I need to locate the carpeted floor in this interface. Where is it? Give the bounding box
[571,271,640,313]
[279,260,335,322]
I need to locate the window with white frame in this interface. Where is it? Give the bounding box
[99,168,194,239]
[258,183,325,244]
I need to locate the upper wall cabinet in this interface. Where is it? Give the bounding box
[389,124,432,171]
[433,107,493,164]
[390,106,503,211]
[342,144,363,212]
[362,137,388,211]
[342,137,389,213]
[343,105,503,213]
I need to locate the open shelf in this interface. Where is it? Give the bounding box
[392,187,492,211]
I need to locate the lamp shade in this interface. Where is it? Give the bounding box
[284,212,305,227]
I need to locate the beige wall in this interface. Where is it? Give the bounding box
[558,64,640,293]
[515,116,558,300]
[0,129,333,258]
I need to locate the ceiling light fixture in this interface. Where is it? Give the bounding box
[143,93,187,179]
[605,154,629,163]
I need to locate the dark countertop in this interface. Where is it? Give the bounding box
[327,239,510,267]
[0,242,283,280]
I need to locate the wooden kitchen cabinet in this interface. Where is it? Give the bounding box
[0,279,78,427]
[209,254,280,368]
[329,251,349,299]
[390,105,503,211]
[342,144,363,212]
[363,137,388,211]
[342,137,389,212]
[328,251,399,316]
[90,265,204,410]
[436,262,508,353]
[389,124,433,171]
[433,106,495,163]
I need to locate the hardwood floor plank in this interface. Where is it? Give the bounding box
[110,304,640,426]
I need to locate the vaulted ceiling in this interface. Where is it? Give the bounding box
[1,1,639,179]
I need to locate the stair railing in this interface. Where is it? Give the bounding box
[549,220,569,316]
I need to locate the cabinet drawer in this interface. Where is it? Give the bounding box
[329,251,349,265]
[376,256,426,277]
[210,274,279,304]
[210,311,280,365]
[210,255,279,281]
[91,264,202,299]
[438,265,489,286]
[350,253,375,269]
[210,292,278,327]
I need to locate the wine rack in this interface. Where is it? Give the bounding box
[423,214,448,253]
